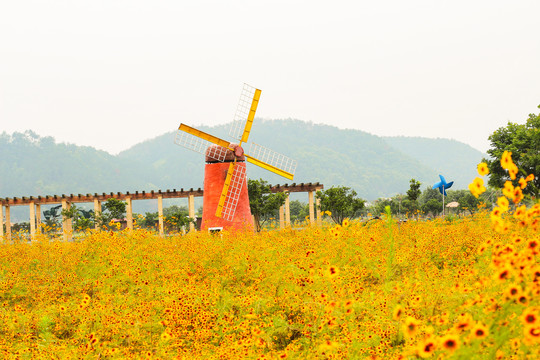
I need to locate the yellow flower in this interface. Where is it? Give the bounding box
[470,323,489,339]
[502,181,514,198]
[468,177,486,198]
[417,338,436,358]
[500,150,514,170]
[523,325,540,345]
[318,340,339,351]
[497,196,509,212]
[392,304,404,321]
[509,163,519,180]
[477,162,489,176]
[490,207,503,221]
[326,266,339,278]
[512,187,524,204]
[439,334,460,352]
[403,316,420,338]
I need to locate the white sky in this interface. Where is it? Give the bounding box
[1,0,539,154]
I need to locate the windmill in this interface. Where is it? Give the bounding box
[174,84,297,231]
[432,175,454,216]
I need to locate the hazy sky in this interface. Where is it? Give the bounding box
[1,0,539,154]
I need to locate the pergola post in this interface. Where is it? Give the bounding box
[61,200,72,241]
[5,205,11,241]
[36,204,42,234]
[284,193,291,227]
[94,199,101,230]
[308,191,315,225]
[158,194,164,236]
[0,205,4,239]
[188,194,195,232]
[279,205,285,229]
[29,202,36,240]
[316,196,322,226]
[126,197,133,231]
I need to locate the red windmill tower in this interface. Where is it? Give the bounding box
[174,84,297,231]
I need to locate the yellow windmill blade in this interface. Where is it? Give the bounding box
[245,143,297,180]
[240,88,261,144]
[215,162,236,218]
[179,123,232,149]
[175,123,234,162]
[230,84,261,144]
[215,162,247,220]
[244,155,294,180]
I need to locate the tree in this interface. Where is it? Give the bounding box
[484,107,540,197]
[407,179,422,201]
[248,179,287,231]
[96,198,126,229]
[289,200,310,224]
[163,205,195,232]
[418,187,441,207]
[43,205,62,232]
[61,205,94,232]
[370,198,399,217]
[422,199,442,216]
[316,186,365,225]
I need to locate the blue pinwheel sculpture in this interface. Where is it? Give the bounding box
[433,175,454,196]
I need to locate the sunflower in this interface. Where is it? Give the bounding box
[496,196,509,212]
[523,325,540,345]
[402,316,420,338]
[500,150,514,170]
[439,334,460,352]
[392,304,404,321]
[477,162,489,176]
[326,265,339,278]
[470,323,489,340]
[417,338,436,358]
[520,307,539,327]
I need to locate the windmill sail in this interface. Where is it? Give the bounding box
[229,84,261,142]
[219,164,247,221]
[247,143,297,180]
[174,83,296,223]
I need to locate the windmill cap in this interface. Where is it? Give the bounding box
[205,144,245,163]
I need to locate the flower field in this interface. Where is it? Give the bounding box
[0,156,539,359]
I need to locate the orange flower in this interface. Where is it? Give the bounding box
[490,207,503,221]
[502,181,515,198]
[392,304,404,321]
[512,187,524,204]
[500,150,514,170]
[469,177,486,198]
[439,334,460,352]
[496,196,509,212]
[417,338,436,358]
[521,308,539,327]
[477,162,489,176]
[514,205,527,219]
[403,316,420,338]
[470,323,489,339]
[523,325,540,345]
[326,265,339,278]
[508,163,519,180]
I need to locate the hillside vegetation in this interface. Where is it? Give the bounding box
[1,120,485,201]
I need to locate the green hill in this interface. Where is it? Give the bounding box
[382,136,486,192]
[1,120,486,203]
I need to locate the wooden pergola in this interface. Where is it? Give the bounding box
[0,182,324,240]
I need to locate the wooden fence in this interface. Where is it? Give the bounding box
[0,183,324,240]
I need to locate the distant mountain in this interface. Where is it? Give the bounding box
[382,136,486,191]
[1,120,486,204]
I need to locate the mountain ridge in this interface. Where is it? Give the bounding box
[1,120,486,202]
